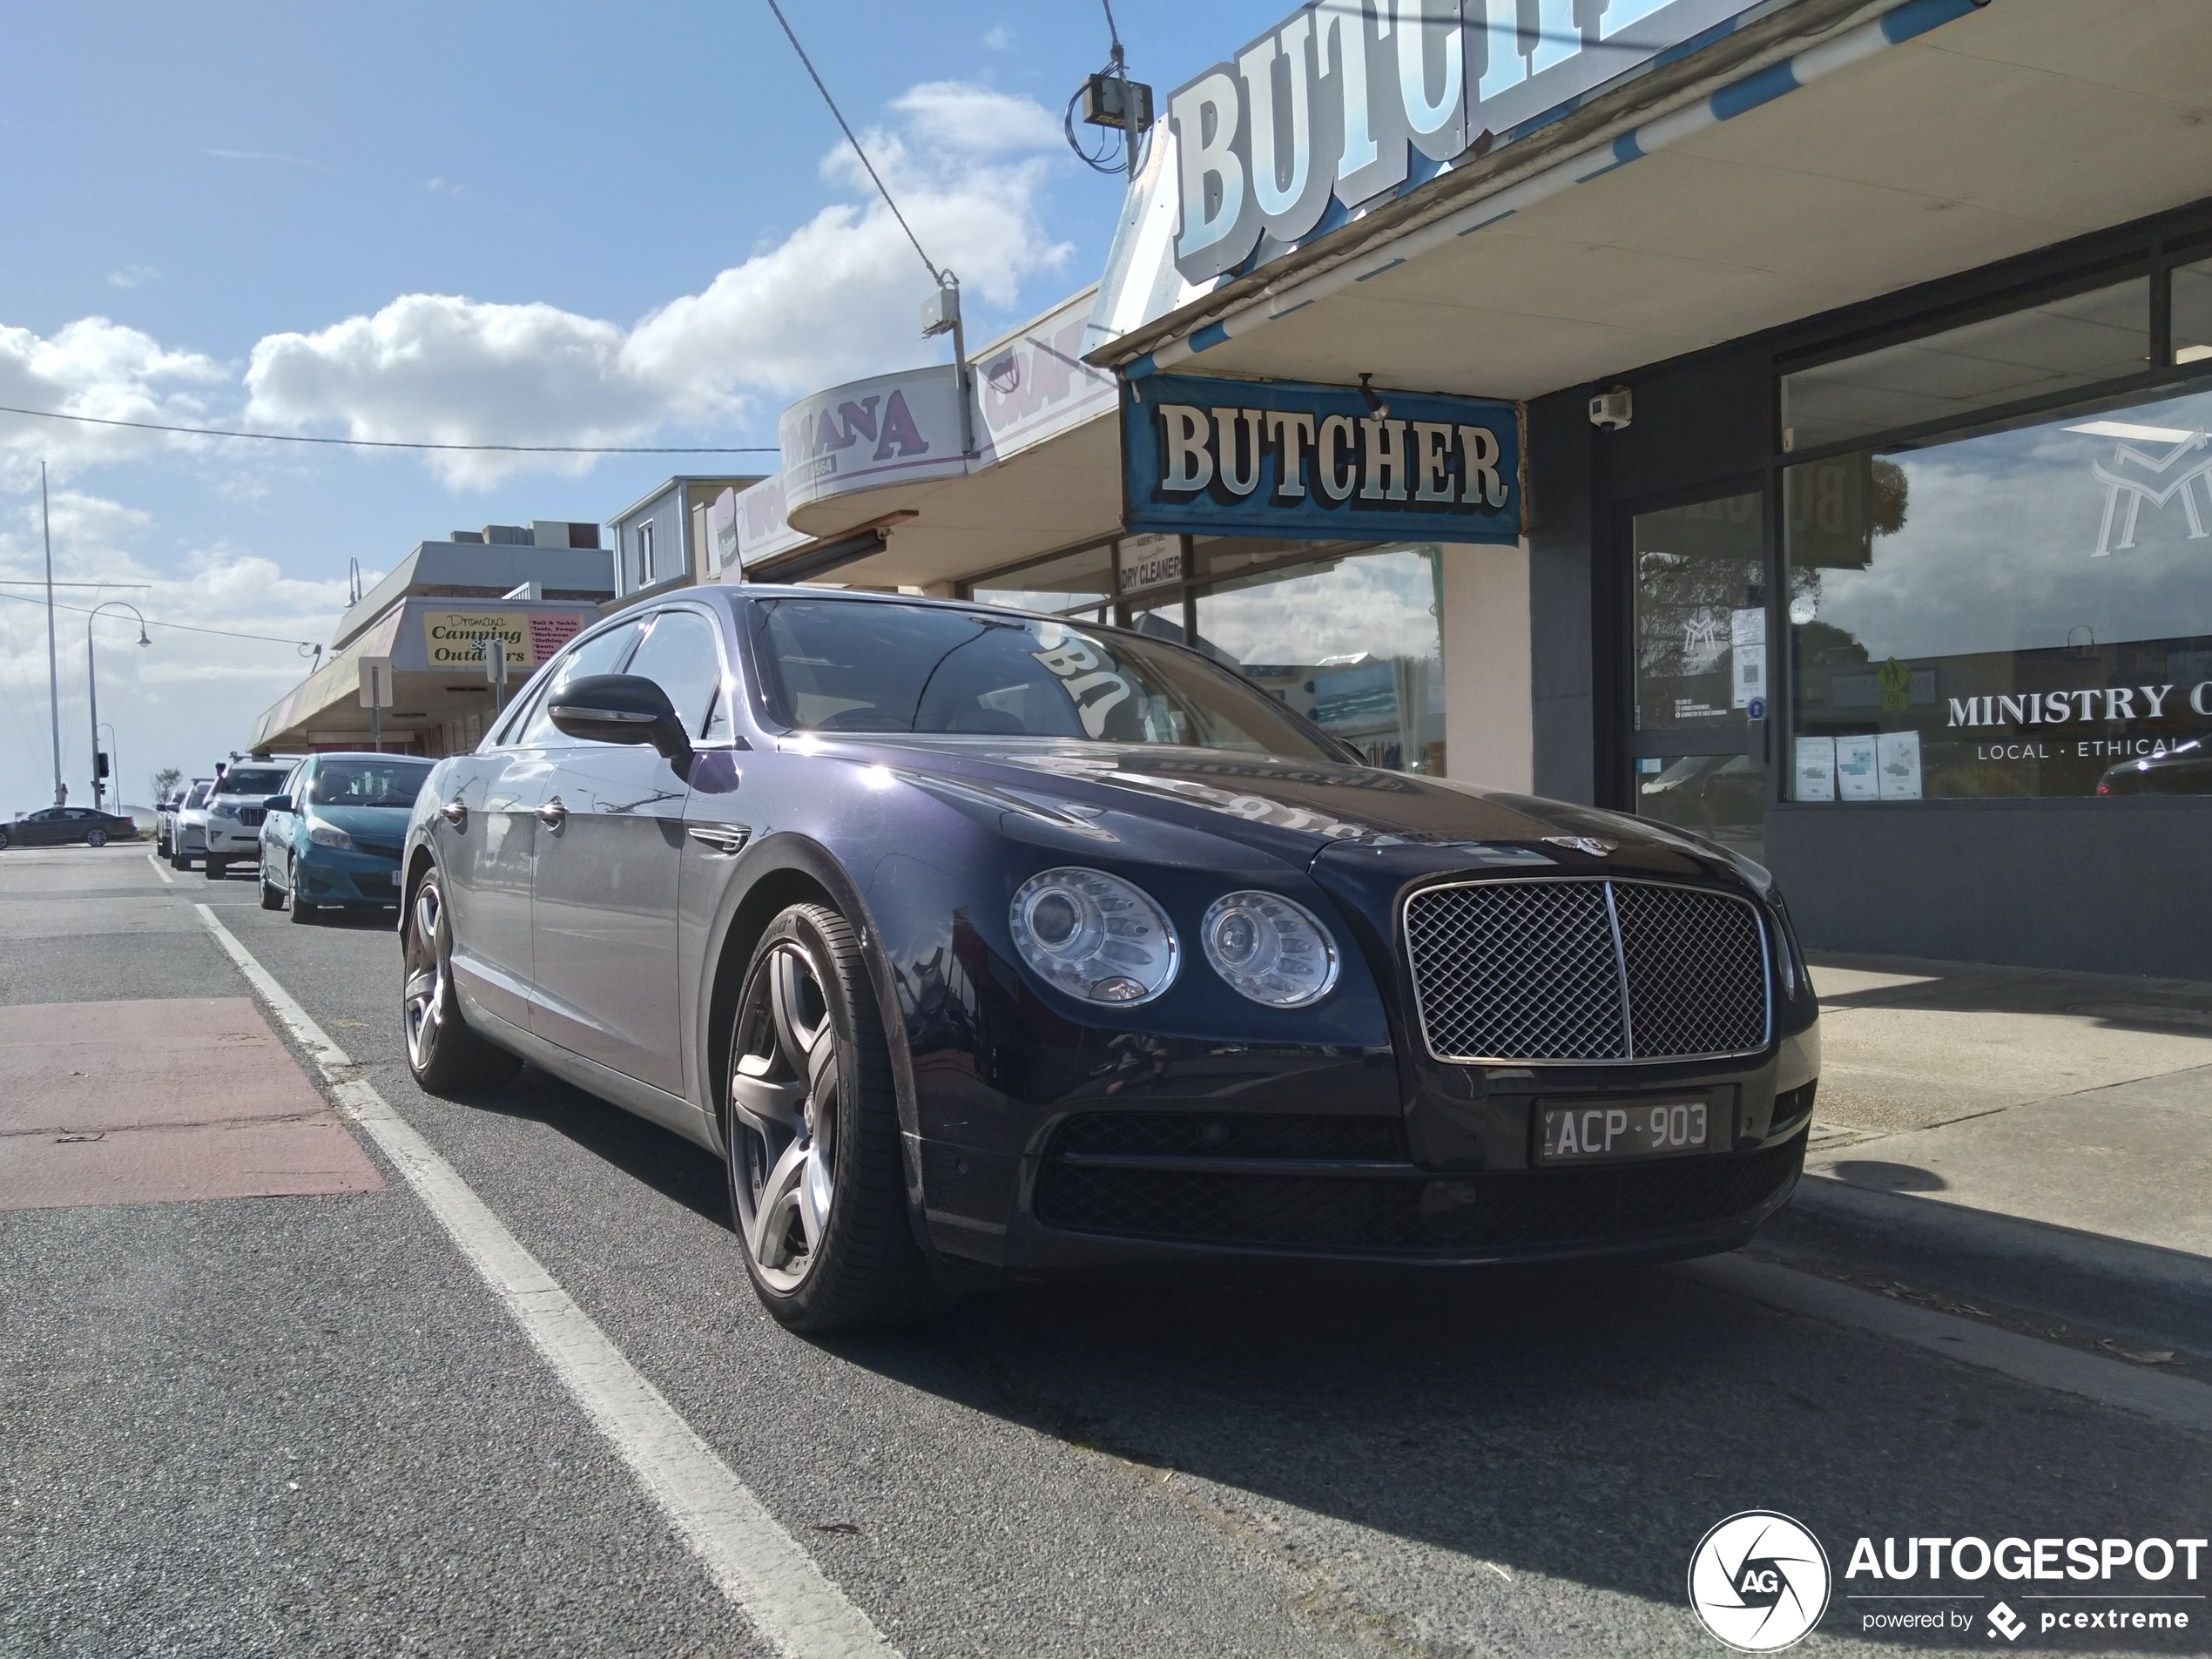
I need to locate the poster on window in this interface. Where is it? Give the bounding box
[1876,730,1923,800]
[1836,736,1880,801]
[1794,737,1837,802]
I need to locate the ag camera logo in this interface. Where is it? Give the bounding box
[1689,1511,1832,1650]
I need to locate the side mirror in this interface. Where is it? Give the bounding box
[548,673,693,765]
[264,795,293,813]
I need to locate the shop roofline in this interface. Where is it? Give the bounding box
[1087,0,1944,378]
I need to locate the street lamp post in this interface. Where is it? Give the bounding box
[86,603,150,813]
[98,722,121,826]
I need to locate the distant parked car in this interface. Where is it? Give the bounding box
[172,779,217,869]
[2098,739,2212,795]
[259,752,434,921]
[157,779,210,858]
[200,762,295,880]
[0,806,139,850]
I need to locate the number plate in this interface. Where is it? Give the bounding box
[1536,1098,1713,1165]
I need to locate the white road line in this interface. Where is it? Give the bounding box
[193,903,901,1659]
[1681,1254,2212,1436]
[145,851,174,885]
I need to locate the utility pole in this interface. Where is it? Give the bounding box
[42,463,64,806]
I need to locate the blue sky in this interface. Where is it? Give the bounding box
[0,0,1284,811]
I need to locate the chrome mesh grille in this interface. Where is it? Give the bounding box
[1405,880,1768,1063]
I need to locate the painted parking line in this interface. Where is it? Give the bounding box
[192,904,900,1659]
[145,851,174,885]
[1679,1254,2212,1437]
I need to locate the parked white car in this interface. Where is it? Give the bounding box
[200,762,294,880]
[170,779,216,870]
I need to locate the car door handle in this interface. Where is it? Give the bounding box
[440,798,468,829]
[536,796,567,828]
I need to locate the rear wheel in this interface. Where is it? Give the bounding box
[287,857,317,922]
[725,904,938,1332]
[401,866,520,1095]
[260,860,285,911]
[170,850,190,870]
[204,856,229,881]
[87,828,107,848]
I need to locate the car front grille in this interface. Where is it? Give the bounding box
[1404,879,1769,1063]
[354,838,404,860]
[233,808,265,827]
[1033,1116,1803,1255]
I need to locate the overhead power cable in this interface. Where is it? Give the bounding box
[0,403,775,454]
[764,0,941,287]
[0,588,320,650]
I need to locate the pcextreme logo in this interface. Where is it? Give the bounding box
[1688,1511,1832,1651]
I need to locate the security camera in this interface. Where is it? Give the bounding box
[1589,388,1632,430]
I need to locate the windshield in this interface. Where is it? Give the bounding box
[214,767,289,799]
[308,759,434,807]
[185,783,212,809]
[750,598,1342,759]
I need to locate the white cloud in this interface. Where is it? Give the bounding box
[982,24,1014,51]
[204,148,318,168]
[107,265,160,290]
[244,82,1071,488]
[0,317,228,485]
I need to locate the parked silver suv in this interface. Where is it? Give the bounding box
[200,762,294,880]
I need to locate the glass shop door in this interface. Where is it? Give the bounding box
[1627,489,1771,863]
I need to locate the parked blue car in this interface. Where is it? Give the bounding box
[259,752,435,921]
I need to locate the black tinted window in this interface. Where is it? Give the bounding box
[309,759,434,806]
[750,599,1338,758]
[217,767,289,798]
[624,610,725,738]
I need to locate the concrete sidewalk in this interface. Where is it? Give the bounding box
[1770,952,2212,1354]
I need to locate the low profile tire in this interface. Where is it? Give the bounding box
[87,829,107,848]
[204,856,229,881]
[401,866,520,1096]
[725,903,938,1332]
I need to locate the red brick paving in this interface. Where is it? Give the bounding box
[0,997,384,1210]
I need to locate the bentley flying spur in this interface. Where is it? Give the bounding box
[400,587,1818,1330]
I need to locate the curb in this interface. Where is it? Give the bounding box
[1764,1174,2212,1357]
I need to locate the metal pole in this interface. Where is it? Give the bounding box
[98,722,118,825]
[86,620,101,811]
[372,666,382,753]
[42,464,64,806]
[1118,44,1141,181]
[948,277,975,460]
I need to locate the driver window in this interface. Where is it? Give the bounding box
[624,610,728,739]
[516,622,644,747]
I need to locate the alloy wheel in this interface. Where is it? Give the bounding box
[730,941,840,1291]
[402,880,446,1072]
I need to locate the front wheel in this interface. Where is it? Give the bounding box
[204,856,229,881]
[401,867,520,1095]
[725,904,937,1332]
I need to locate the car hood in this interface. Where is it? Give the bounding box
[303,803,413,840]
[792,736,1743,885]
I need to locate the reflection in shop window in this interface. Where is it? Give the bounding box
[966,541,1116,622]
[1191,546,1446,773]
[1785,383,2212,800]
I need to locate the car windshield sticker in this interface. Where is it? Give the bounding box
[1030,624,1133,739]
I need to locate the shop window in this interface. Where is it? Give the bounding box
[1784,383,2212,802]
[1781,278,2149,455]
[1191,545,1446,773]
[967,542,1115,621]
[2170,257,2212,367]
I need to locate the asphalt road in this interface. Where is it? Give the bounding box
[3,845,2207,1657]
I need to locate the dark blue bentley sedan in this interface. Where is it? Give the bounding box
[260,752,434,921]
[399,588,1819,1331]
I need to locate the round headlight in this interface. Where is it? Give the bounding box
[1201,891,1339,1008]
[1008,867,1178,1006]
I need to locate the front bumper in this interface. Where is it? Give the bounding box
[203,822,258,854]
[295,848,404,904]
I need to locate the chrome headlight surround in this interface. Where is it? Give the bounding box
[1201,890,1340,1008]
[1008,867,1179,1006]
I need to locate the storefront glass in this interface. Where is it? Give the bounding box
[1630,493,1768,857]
[1784,382,2212,800]
[968,542,1114,622]
[1191,543,1447,773]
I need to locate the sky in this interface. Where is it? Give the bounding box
[0,0,1288,814]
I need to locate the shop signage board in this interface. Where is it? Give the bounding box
[1167,0,1758,282]
[976,289,1120,459]
[778,364,968,522]
[1123,372,1521,542]
[1116,533,1184,594]
[421,610,586,671]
